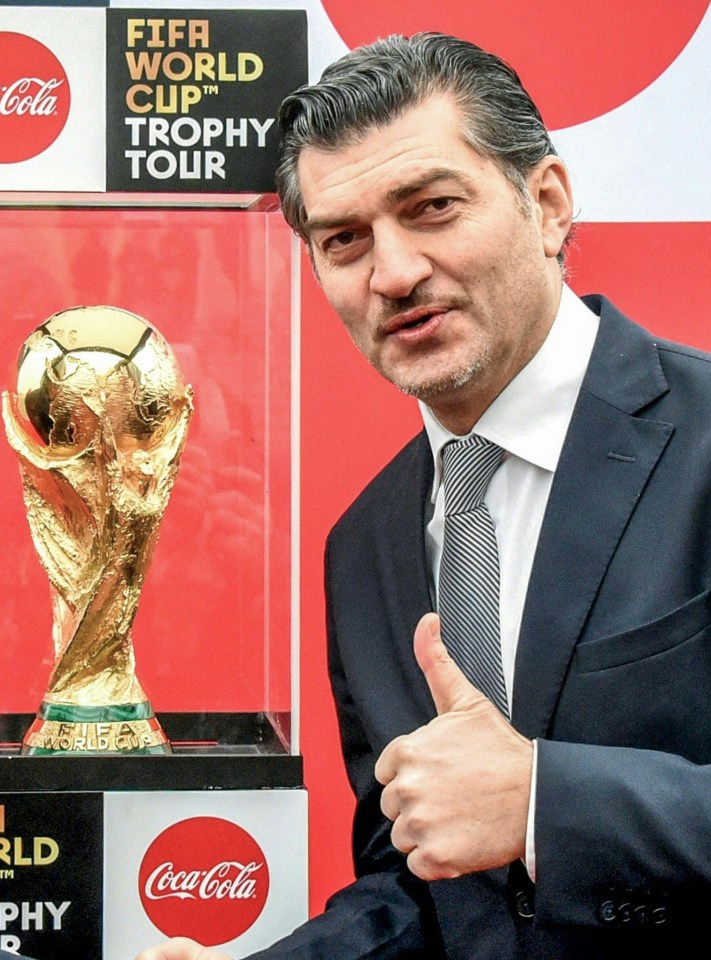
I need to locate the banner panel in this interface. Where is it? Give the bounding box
[0,8,105,190]
[0,792,103,960]
[104,790,308,958]
[106,9,308,192]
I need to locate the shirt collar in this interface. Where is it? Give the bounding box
[420,284,600,496]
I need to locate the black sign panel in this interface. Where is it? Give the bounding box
[0,793,103,960]
[106,9,308,193]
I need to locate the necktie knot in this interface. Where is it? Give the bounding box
[442,435,503,515]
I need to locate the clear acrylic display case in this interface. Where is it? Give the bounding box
[0,193,300,788]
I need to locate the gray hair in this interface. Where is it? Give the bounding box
[276,32,560,242]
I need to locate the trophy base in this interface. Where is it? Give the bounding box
[22,702,172,756]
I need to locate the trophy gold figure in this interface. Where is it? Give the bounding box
[2,306,193,755]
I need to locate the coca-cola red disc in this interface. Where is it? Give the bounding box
[0,32,71,164]
[138,816,270,946]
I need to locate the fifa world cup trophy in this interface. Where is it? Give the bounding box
[2,306,193,755]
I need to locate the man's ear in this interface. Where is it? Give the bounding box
[528,156,574,260]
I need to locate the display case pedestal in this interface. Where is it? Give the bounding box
[0,714,307,960]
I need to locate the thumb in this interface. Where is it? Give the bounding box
[414,613,484,714]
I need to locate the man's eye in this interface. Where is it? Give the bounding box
[326,230,357,250]
[425,197,454,212]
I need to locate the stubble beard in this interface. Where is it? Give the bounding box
[360,290,494,402]
[387,346,492,402]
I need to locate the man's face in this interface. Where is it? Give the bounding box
[298,95,570,431]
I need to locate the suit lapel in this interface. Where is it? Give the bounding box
[512,298,674,738]
[381,431,438,718]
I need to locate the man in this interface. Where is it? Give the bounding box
[138,33,711,960]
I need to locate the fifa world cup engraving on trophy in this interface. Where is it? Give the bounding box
[2,306,193,755]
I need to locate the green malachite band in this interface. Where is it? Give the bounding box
[22,701,171,755]
[25,743,170,757]
[38,701,154,723]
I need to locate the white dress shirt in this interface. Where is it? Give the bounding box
[420,284,600,880]
[420,283,599,703]
[419,285,599,876]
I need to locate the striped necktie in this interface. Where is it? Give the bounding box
[438,435,509,718]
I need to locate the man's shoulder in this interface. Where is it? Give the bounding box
[584,294,711,413]
[327,430,430,546]
[588,293,711,366]
[654,335,711,371]
[652,335,711,431]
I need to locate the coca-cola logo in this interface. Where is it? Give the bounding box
[0,32,71,163]
[139,817,270,946]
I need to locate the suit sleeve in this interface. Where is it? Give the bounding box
[534,739,711,928]
[242,543,444,960]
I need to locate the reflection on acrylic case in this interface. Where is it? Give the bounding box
[0,205,292,723]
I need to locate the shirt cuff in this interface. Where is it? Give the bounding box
[524,738,537,881]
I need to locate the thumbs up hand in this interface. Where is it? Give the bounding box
[374,613,533,881]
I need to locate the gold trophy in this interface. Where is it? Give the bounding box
[2,306,193,755]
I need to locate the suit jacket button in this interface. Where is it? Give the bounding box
[633,904,649,925]
[514,890,534,919]
[600,900,617,923]
[617,901,633,923]
[651,906,668,925]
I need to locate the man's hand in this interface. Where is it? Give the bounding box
[135,937,232,960]
[374,613,534,881]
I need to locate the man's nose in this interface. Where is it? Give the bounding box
[369,226,433,300]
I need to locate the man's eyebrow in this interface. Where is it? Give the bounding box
[305,213,355,235]
[386,168,471,204]
[305,169,471,236]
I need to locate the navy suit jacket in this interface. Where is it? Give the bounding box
[253,296,711,959]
